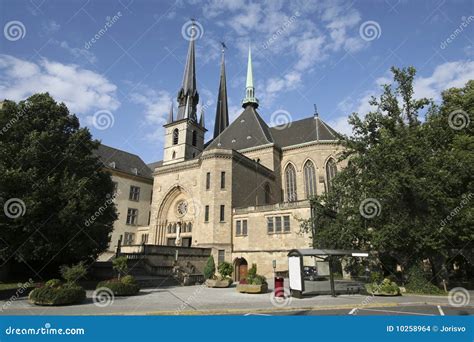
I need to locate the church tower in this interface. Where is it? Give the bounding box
[242,45,259,108]
[213,44,229,138]
[163,23,206,165]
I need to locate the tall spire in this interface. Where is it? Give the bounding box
[242,44,258,108]
[199,107,205,128]
[214,44,229,138]
[177,21,199,121]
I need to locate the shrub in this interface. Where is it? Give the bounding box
[112,256,128,280]
[405,265,444,294]
[97,280,139,296]
[45,279,62,288]
[218,261,233,280]
[60,261,87,285]
[246,264,267,285]
[121,275,137,285]
[29,284,85,305]
[366,278,400,296]
[203,256,216,280]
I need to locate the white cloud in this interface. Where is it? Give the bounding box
[57,41,98,64]
[333,60,474,136]
[414,60,474,101]
[0,54,119,114]
[129,88,172,126]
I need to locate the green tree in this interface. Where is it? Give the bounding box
[301,68,473,282]
[0,93,117,272]
[112,256,128,280]
[203,255,215,279]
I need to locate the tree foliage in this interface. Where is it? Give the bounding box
[0,93,117,271]
[301,68,473,278]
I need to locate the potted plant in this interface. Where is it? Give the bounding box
[29,262,87,306]
[206,261,233,288]
[236,264,268,294]
[96,256,140,296]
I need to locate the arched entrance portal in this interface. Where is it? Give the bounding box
[234,258,248,281]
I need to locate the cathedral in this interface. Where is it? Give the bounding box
[131,30,344,280]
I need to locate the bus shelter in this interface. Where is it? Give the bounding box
[288,249,369,298]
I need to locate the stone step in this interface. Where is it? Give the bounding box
[134,276,180,288]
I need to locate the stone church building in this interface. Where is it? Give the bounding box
[96,28,343,280]
[124,32,345,280]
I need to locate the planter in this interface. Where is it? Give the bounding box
[236,283,268,294]
[96,281,140,296]
[29,286,86,306]
[205,278,232,288]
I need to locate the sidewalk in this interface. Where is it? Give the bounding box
[1,284,469,316]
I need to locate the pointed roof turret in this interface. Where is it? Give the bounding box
[242,44,258,108]
[213,44,229,138]
[199,107,205,128]
[177,21,199,121]
[167,102,174,124]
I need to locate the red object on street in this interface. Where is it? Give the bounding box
[274,277,284,297]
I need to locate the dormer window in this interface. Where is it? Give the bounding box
[109,161,116,168]
[131,167,138,175]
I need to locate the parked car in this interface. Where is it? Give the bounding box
[303,266,318,281]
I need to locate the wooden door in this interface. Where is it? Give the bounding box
[239,263,248,280]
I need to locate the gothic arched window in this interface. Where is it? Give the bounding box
[304,160,316,198]
[173,128,179,145]
[188,222,192,232]
[285,164,297,202]
[167,224,172,234]
[264,183,271,204]
[192,130,197,146]
[326,158,337,192]
[172,223,177,234]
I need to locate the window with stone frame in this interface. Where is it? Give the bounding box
[285,164,297,202]
[304,160,316,198]
[126,208,138,225]
[129,185,140,201]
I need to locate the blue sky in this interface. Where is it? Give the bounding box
[1,0,473,163]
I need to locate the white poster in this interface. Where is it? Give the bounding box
[288,256,302,291]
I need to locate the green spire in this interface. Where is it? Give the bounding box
[242,44,258,108]
[246,45,253,88]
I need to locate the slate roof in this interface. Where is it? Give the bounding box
[147,160,163,171]
[206,106,273,151]
[94,144,153,179]
[206,106,338,151]
[270,116,338,148]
